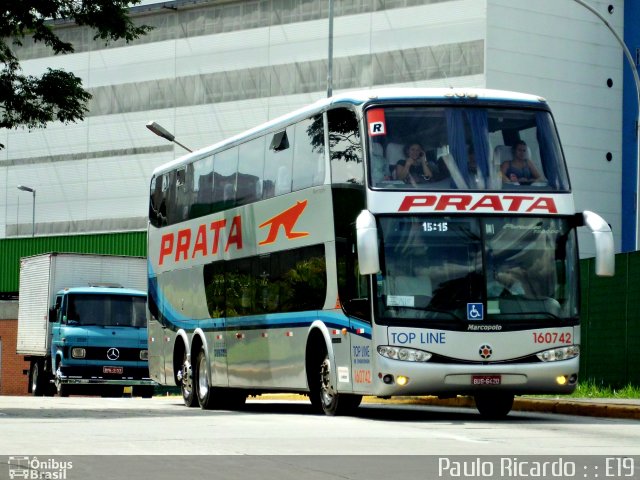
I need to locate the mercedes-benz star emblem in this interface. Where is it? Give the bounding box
[106,348,120,361]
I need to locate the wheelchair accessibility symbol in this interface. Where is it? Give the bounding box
[467,303,484,321]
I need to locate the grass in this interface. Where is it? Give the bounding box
[532,379,640,399]
[568,380,640,399]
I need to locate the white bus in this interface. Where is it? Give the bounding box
[147,88,614,418]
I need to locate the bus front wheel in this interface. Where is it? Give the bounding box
[310,351,362,416]
[474,392,514,419]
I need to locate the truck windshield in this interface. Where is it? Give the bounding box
[367,106,569,192]
[65,294,147,328]
[375,216,578,326]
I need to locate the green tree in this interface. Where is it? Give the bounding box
[0,1,151,149]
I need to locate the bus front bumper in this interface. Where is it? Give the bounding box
[365,356,580,397]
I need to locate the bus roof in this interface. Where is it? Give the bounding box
[151,87,547,177]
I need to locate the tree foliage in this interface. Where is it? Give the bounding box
[0,1,152,149]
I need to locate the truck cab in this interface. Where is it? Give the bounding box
[49,285,155,397]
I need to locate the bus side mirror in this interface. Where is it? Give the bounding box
[48,307,57,322]
[582,210,615,277]
[356,210,380,275]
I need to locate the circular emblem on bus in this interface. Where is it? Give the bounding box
[479,344,492,359]
[107,348,120,361]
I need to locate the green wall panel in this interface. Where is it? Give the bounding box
[580,251,640,388]
[0,232,147,294]
[582,255,628,386]
[626,253,640,386]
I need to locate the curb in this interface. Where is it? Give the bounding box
[254,394,640,420]
[367,396,640,420]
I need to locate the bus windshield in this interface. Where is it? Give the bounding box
[368,106,569,192]
[375,216,578,325]
[65,294,147,328]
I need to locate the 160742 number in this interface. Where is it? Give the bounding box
[532,331,572,344]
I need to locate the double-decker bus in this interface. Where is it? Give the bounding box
[147,88,614,418]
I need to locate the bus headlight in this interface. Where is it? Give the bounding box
[71,347,86,359]
[377,345,432,362]
[140,349,149,361]
[536,345,579,362]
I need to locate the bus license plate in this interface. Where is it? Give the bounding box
[472,375,501,385]
[103,366,123,375]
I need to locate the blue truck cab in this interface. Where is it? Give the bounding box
[49,285,155,397]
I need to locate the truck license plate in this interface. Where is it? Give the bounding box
[472,375,501,385]
[103,366,123,375]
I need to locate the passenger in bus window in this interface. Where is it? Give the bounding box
[395,142,433,186]
[500,140,541,185]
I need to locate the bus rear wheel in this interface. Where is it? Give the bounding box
[474,392,514,419]
[195,350,215,409]
[310,350,361,416]
[195,351,246,410]
[180,355,197,408]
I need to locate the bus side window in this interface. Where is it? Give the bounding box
[265,129,293,197]
[292,115,324,191]
[175,164,193,222]
[329,108,363,186]
[192,155,214,218]
[164,170,179,225]
[237,136,265,206]
[149,175,165,227]
[212,147,239,212]
[336,238,370,322]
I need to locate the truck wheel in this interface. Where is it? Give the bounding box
[134,386,155,398]
[474,393,514,419]
[30,361,45,396]
[309,348,361,416]
[101,386,124,398]
[56,383,70,397]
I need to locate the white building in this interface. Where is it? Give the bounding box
[0,0,627,256]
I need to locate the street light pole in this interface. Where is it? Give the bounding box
[570,0,640,250]
[146,121,193,153]
[327,0,334,98]
[17,185,36,237]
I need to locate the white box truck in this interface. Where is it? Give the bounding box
[17,253,155,397]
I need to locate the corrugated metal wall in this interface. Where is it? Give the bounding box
[0,232,146,294]
[580,251,640,388]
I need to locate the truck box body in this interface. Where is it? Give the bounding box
[17,253,146,356]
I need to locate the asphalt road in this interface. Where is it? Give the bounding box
[0,396,638,480]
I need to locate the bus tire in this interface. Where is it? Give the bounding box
[310,349,362,416]
[474,392,514,419]
[180,354,197,408]
[195,350,216,409]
